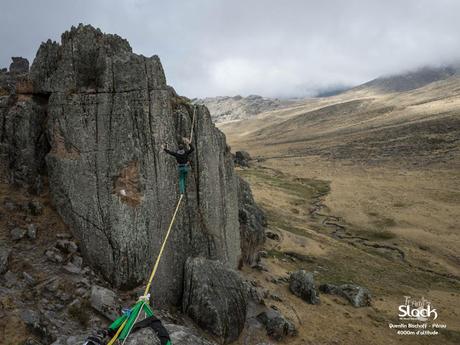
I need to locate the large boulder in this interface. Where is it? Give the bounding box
[289,270,320,304]
[166,324,217,345]
[237,176,266,265]
[234,151,251,167]
[256,309,297,341]
[90,285,120,320]
[319,283,371,307]
[183,257,247,343]
[124,328,160,345]
[27,24,240,305]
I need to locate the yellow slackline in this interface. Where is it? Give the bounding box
[143,193,184,296]
[107,196,183,345]
[107,106,196,344]
[107,318,128,345]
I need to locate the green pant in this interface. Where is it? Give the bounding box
[178,164,189,194]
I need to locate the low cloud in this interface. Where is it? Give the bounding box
[1,0,460,98]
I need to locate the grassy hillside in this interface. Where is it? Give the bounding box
[221,75,460,167]
[222,76,460,345]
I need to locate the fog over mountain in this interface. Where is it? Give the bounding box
[1,0,460,98]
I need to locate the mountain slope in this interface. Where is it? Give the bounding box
[355,65,459,93]
[220,74,460,167]
[217,67,460,345]
[194,95,298,123]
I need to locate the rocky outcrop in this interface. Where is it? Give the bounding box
[195,95,296,123]
[0,24,266,313]
[237,177,266,265]
[256,309,297,341]
[319,283,371,307]
[0,59,49,189]
[9,57,30,74]
[234,150,251,167]
[16,24,241,306]
[289,270,320,304]
[183,257,247,344]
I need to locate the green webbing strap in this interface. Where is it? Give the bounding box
[108,300,158,341]
[142,303,154,317]
[119,301,144,340]
[109,311,129,332]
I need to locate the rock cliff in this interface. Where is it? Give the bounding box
[1,24,245,307]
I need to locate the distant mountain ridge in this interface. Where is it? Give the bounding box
[355,65,460,93]
[194,95,298,123]
[218,67,460,167]
[198,64,460,124]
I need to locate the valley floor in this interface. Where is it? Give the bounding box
[220,81,460,342]
[232,157,460,345]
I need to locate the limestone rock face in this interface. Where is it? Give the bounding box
[237,176,266,264]
[0,58,49,188]
[28,24,240,305]
[0,95,48,186]
[183,257,247,344]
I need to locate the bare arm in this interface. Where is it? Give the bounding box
[162,143,179,158]
[183,137,194,154]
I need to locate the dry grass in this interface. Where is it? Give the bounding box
[235,165,460,345]
[225,78,460,345]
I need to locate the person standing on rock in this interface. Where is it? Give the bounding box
[162,138,194,195]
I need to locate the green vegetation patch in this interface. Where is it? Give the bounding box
[264,209,309,236]
[238,167,330,201]
[238,167,331,237]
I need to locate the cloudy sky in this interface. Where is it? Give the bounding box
[1,0,459,97]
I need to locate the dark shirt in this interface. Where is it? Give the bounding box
[164,144,194,164]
